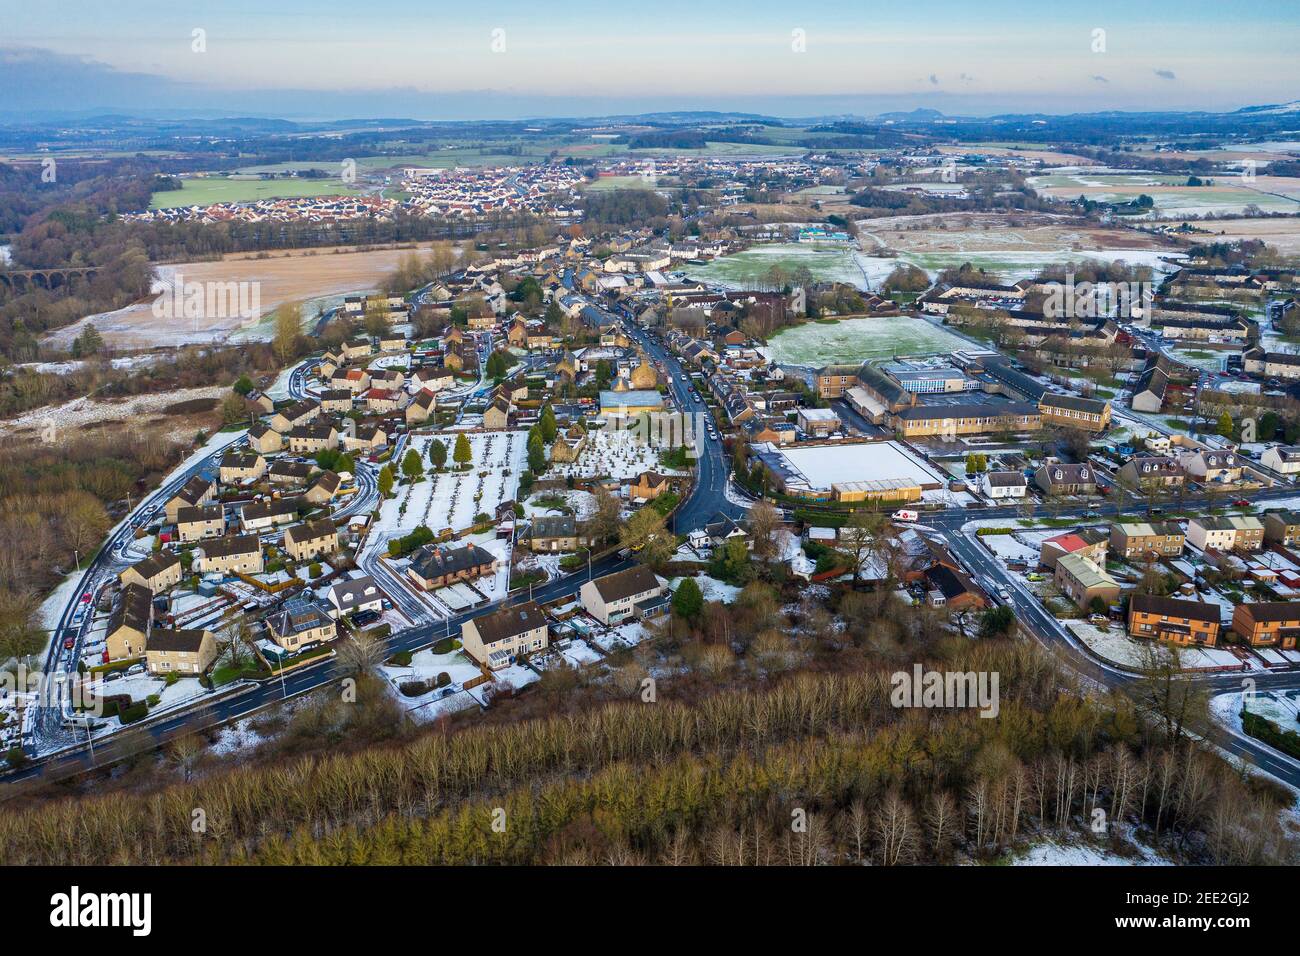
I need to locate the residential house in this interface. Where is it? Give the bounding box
[1034,463,1098,497]
[1116,456,1185,491]
[176,504,225,543]
[328,575,385,620]
[265,597,337,652]
[164,476,216,524]
[1178,448,1242,483]
[406,542,497,590]
[527,515,582,552]
[287,423,339,455]
[1109,521,1185,560]
[319,388,354,414]
[105,583,153,661]
[981,471,1027,499]
[342,423,388,454]
[239,496,303,533]
[268,461,312,486]
[194,534,264,575]
[145,628,217,676]
[118,552,181,595]
[1054,553,1121,609]
[460,601,550,669]
[1261,446,1300,476]
[483,396,512,430]
[629,470,673,503]
[406,389,438,425]
[284,519,340,562]
[579,566,668,625]
[219,451,266,485]
[1264,510,1300,547]
[304,470,342,506]
[269,399,320,434]
[247,422,283,455]
[1232,601,1300,648]
[1128,594,1220,646]
[1187,515,1264,552]
[1039,528,1109,570]
[364,388,403,415]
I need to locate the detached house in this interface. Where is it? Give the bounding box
[527,515,582,552]
[328,575,385,619]
[406,389,437,425]
[219,451,266,485]
[265,597,336,652]
[461,601,549,669]
[981,471,1027,499]
[579,566,668,625]
[1034,463,1097,497]
[406,542,496,590]
[248,422,283,455]
[1054,553,1120,610]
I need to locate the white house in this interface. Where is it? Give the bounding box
[981,471,1028,499]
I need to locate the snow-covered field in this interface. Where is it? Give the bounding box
[671,575,741,604]
[1009,838,1170,866]
[762,316,972,365]
[379,431,526,539]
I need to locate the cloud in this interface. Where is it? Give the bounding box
[928,73,939,85]
[1091,74,1109,83]
[1154,69,1176,80]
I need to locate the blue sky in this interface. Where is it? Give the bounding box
[2,0,1297,118]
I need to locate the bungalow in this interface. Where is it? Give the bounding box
[194,534,263,575]
[579,566,668,626]
[1128,594,1220,646]
[164,475,216,524]
[118,552,181,595]
[1034,463,1097,497]
[265,597,336,652]
[145,628,217,676]
[981,471,1027,499]
[406,542,496,590]
[328,575,385,619]
[460,601,550,669]
[284,519,340,562]
[175,504,225,543]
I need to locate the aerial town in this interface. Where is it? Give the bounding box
[2,0,1300,916]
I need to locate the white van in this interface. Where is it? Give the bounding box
[892,509,919,523]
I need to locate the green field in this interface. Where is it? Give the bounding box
[684,242,870,289]
[764,316,973,365]
[582,175,659,191]
[150,176,363,209]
